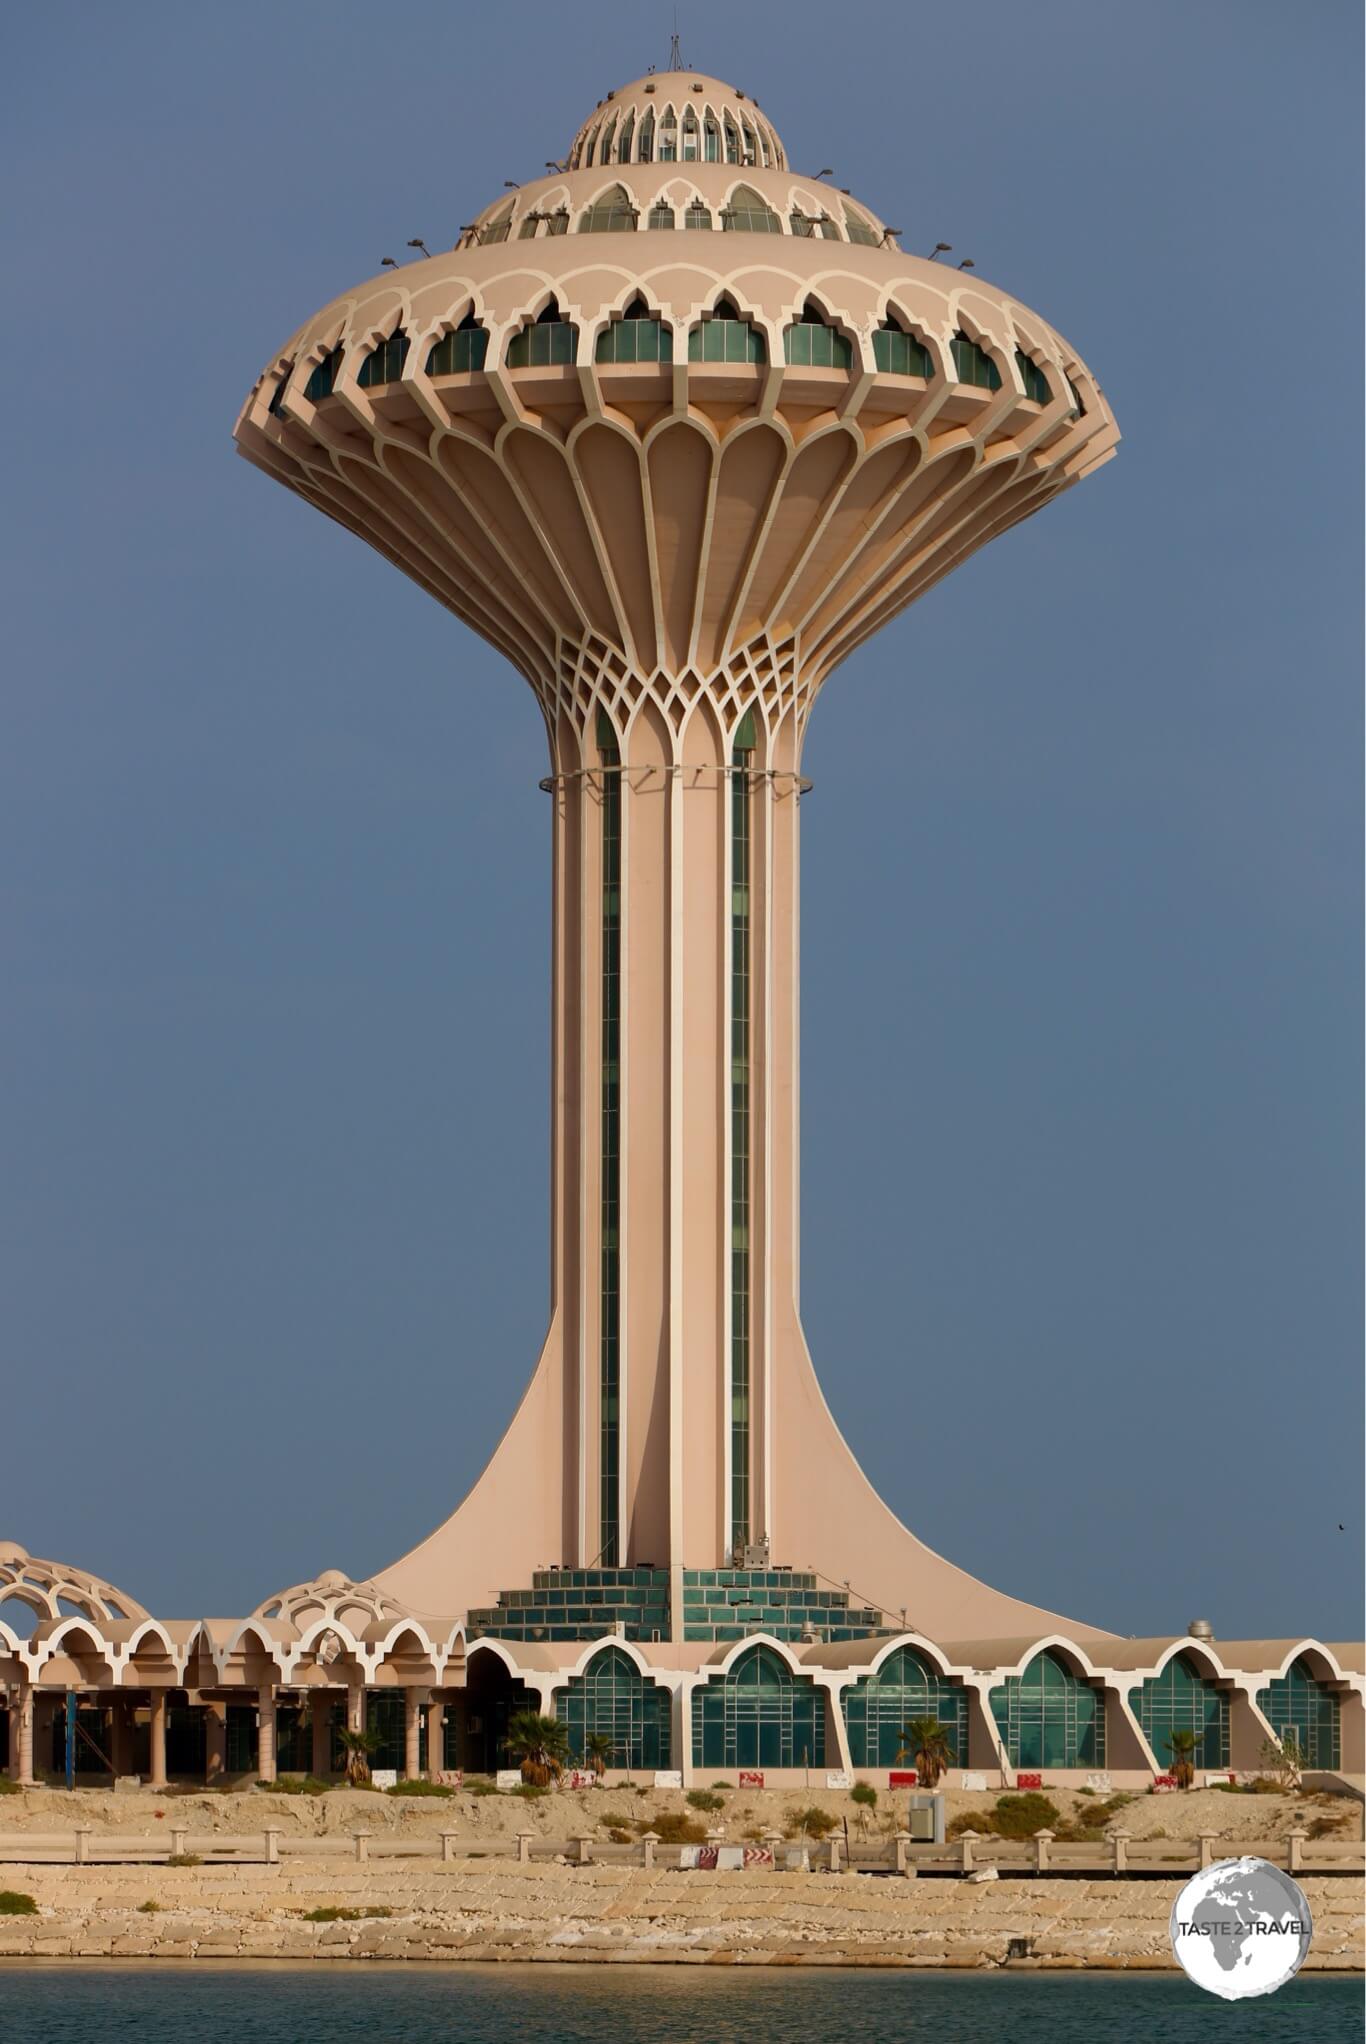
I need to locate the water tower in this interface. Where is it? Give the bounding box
[236,64,1119,1645]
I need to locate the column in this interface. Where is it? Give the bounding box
[204,1701,227,1785]
[15,1688,35,1786]
[148,1691,168,1790]
[110,1698,132,1778]
[311,1693,332,1779]
[428,1698,446,1780]
[257,1686,276,1783]
[404,1688,422,1780]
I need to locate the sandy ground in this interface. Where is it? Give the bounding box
[1,1779,1359,1846]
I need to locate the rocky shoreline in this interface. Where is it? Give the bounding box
[1,1860,1362,1970]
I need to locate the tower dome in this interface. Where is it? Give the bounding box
[568,71,787,173]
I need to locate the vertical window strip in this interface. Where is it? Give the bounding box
[599,719,622,1566]
[730,721,754,1554]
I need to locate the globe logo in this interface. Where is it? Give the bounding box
[1170,1855,1313,2000]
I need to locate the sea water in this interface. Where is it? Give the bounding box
[0,1964,1360,2043]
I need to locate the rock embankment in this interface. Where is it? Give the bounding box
[0,1862,1361,1969]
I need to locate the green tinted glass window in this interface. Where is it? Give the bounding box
[1255,1657,1340,1770]
[357,330,410,388]
[873,325,932,378]
[1136,1655,1230,1771]
[951,332,1001,390]
[688,318,765,365]
[1015,349,1051,403]
[596,318,674,365]
[426,322,489,375]
[784,320,852,370]
[304,346,342,401]
[990,1651,1105,1769]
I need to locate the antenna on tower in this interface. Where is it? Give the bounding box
[669,8,684,69]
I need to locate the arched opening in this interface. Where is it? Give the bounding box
[683,199,712,231]
[1256,1658,1341,1769]
[506,299,578,369]
[480,200,514,246]
[427,313,488,376]
[873,316,933,379]
[462,1651,538,1774]
[843,1648,970,1769]
[596,297,674,366]
[658,107,678,161]
[723,185,780,234]
[1014,349,1051,403]
[688,298,766,365]
[357,329,410,388]
[692,1645,826,1770]
[1136,1654,1230,1771]
[951,331,1002,390]
[304,345,342,402]
[681,109,699,160]
[990,1650,1106,1769]
[704,112,721,162]
[617,111,635,162]
[844,202,880,247]
[637,108,655,162]
[554,1647,672,1771]
[579,185,638,234]
[648,202,675,230]
[783,302,852,370]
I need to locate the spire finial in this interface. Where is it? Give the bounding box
[669,12,684,69]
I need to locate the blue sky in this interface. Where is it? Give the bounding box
[4,1,1360,1641]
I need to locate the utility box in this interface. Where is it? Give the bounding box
[907,1792,945,1845]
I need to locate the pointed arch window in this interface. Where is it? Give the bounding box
[741,120,758,165]
[704,113,721,162]
[844,1650,970,1769]
[723,114,741,163]
[506,298,578,368]
[789,210,816,238]
[637,108,655,161]
[555,1647,672,1771]
[617,110,634,162]
[688,299,766,364]
[544,207,569,237]
[723,185,781,233]
[480,200,513,246]
[357,328,409,387]
[648,202,676,231]
[990,1651,1105,1769]
[426,313,488,376]
[692,1645,826,1770]
[598,114,617,165]
[304,345,342,402]
[1014,349,1051,403]
[658,107,678,161]
[1136,1655,1230,1771]
[582,119,603,168]
[268,366,293,418]
[844,203,880,247]
[873,317,933,379]
[783,303,852,370]
[596,298,674,365]
[1256,1658,1341,1770]
[683,200,713,231]
[580,185,638,233]
[951,331,1002,390]
[681,109,699,160]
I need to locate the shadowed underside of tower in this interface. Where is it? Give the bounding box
[235,65,1122,1647]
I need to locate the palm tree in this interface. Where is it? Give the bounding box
[337,1726,381,1788]
[897,1716,954,1790]
[585,1731,614,1779]
[504,1709,571,1787]
[1166,1728,1199,1790]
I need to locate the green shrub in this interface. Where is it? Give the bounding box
[512,1782,547,1799]
[0,1778,21,1796]
[302,1905,392,1923]
[710,1780,734,1790]
[260,1775,331,1796]
[385,1779,454,1797]
[0,1891,39,1915]
[635,1811,705,1844]
[948,1793,1060,1842]
[850,1782,877,1809]
[686,1789,724,1812]
[607,1827,634,1844]
[601,1811,633,1828]
[138,1899,160,1914]
[786,1806,836,1840]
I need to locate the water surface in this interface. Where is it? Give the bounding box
[0,1964,1360,2043]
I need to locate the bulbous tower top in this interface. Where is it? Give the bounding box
[235,60,1119,764]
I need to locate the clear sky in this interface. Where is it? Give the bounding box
[5,1,1360,1643]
